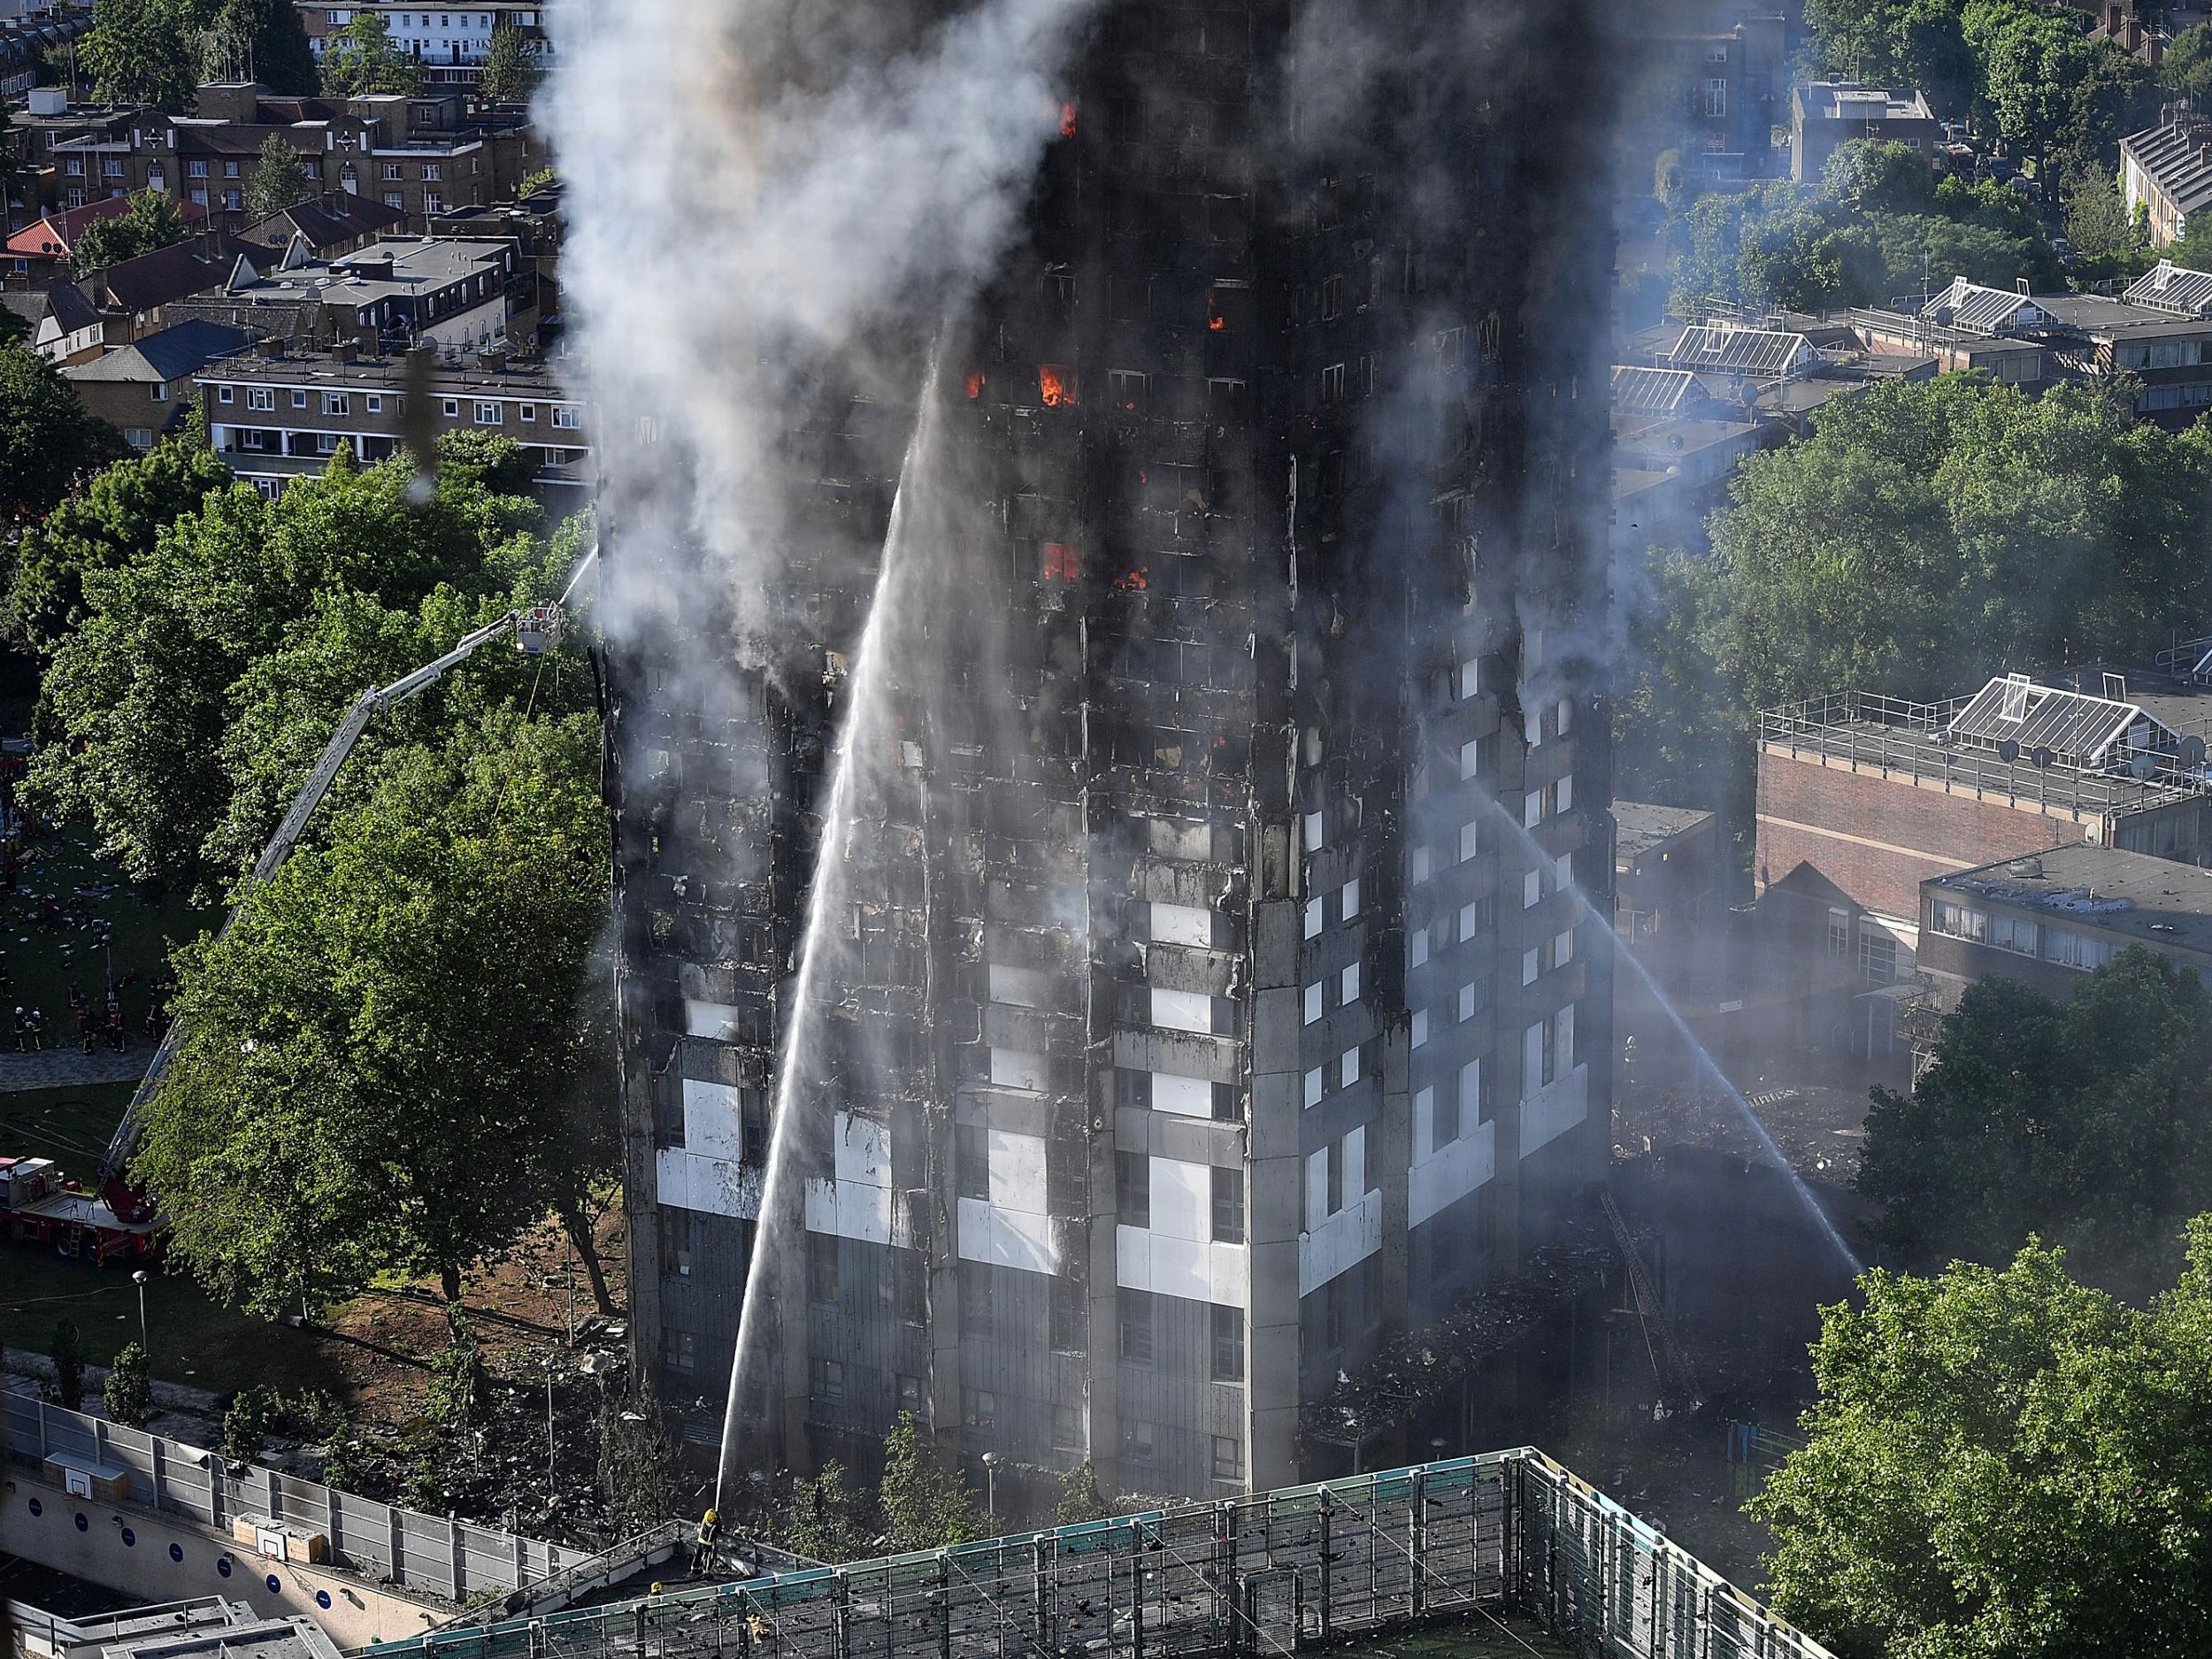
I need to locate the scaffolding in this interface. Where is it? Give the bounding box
[360,1451,1834,1659]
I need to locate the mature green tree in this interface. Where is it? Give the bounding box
[242,132,310,224]
[79,0,205,111]
[1859,948,2212,1294]
[476,20,541,104]
[1804,0,1977,117]
[1752,1227,2212,1659]
[73,191,189,275]
[318,12,423,96]
[2062,160,2138,262]
[0,342,127,523]
[880,1412,985,1548]
[202,0,318,94]
[104,1341,153,1427]
[1699,374,2212,712]
[2166,22,2212,106]
[783,1461,877,1563]
[27,442,545,893]
[130,707,606,1317]
[2,436,231,657]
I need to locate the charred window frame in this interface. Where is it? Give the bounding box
[658,1206,693,1278]
[895,1248,926,1326]
[1211,1167,1245,1244]
[806,1234,840,1306]
[960,1260,994,1333]
[1049,1274,1085,1353]
[1119,1288,1156,1363]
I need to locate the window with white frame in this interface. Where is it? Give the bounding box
[550,404,580,428]
[1304,897,1322,939]
[474,400,502,425]
[1342,878,1360,920]
[217,385,234,403]
[1304,1067,1323,1109]
[1303,983,1321,1025]
[1340,963,1359,1004]
[324,392,349,415]
[249,387,274,411]
[1523,869,1541,909]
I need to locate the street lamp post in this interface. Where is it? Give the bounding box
[982,1451,1002,1521]
[131,1270,149,1356]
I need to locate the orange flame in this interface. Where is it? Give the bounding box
[1209,293,1227,333]
[1039,364,1073,407]
[1113,566,1149,591]
[965,369,986,400]
[1042,541,1080,581]
[1060,102,1078,138]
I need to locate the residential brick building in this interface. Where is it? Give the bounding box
[168,234,536,353]
[1789,82,1939,183]
[195,340,588,501]
[295,3,553,91]
[63,317,251,447]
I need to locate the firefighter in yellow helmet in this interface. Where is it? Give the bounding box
[693,1508,720,1575]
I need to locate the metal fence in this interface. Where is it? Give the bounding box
[1758,692,2208,815]
[359,1450,1834,1659]
[4,1394,589,1606]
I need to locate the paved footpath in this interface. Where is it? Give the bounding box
[0,1046,151,1091]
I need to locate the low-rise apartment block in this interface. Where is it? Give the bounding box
[195,341,588,501]
[1790,82,1939,183]
[1920,842,2212,1006]
[295,3,553,90]
[170,234,536,352]
[1755,664,2212,1057]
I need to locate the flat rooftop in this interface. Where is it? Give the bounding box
[197,351,571,396]
[1616,801,1715,861]
[2031,291,2212,342]
[1931,841,2212,956]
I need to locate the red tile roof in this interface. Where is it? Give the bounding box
[5,192,211,259]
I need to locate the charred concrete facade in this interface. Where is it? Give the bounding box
[609,1,1614,1505]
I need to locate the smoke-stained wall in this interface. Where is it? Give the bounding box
[554,0,1617,1501]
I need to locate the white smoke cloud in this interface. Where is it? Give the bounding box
[541,0,1102,652]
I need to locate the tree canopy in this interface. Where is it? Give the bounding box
[26,439,555,895]
[73,191,190,277]
[79,0,207,111]
[243,132,311,224]
[130,700,606,1317]
[477,20,542,104]
[202,0,318,94]
[1616,373,2212,811]
[1752,1226,2212,1658]
[1669,142,2061,316]
[319,12,423,96]
[1858,947,2212,1295]
[0,342,127,524]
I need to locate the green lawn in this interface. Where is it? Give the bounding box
[0,1231,344,1402]
[0,822,211,1045]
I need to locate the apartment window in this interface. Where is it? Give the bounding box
[291,390,308,409]
[1930,899,1985,941]
[1342,878,1360,920]
[956,1121,989,1201]
[1304,1066,1324,1108]
[1459,821,1479,863]
[1052,1405,1083,1453]
[384,192,405,210]
[188,158,208,178]
[1523,789,1545,829]
[519,403,536,421]
[1409,928,1428,968]
[65,157,82,177]
[806,1234,839,1304]
[225,160,240,178]
[1304,896,1323,939]
[1303,982,1322,1025]
[1341,963,1360,1004]
[1117,1150,1150,1227]
[422,163,442,180]
[248,388,274,411]
[384,163,403,180]
[663,1328,695,1374]
[1211,1434,1244,1481]
[442,398,460,417]
[1411,1008,1429,1048]
[812,1359,844,1402]
[365,395,383,413]
[2045,927,2116,972]
[1211,1166,1245,1244]
[1319,362,1346,404]
[959,1259,993,1333]
[1108,369,1149,412]
[1340,1046,1360,1088]
[897,1373,924,1416]
[104,158,122,178]
[1825,908,1849,957]
[123,427,154,450]
[1991,912,2039,956]
[1522,947,1540,987]
[216,385,234,403]
[1210,1305,1245,1382]
[1119,1288,1156,1363]
[1325,1139,1346,1215]
[1704,78,1727,118]
[323,392,349,415]
[1122,1421,1156,1464]
[551,404,580,429]
[149,382,170,403]
[1320,273,1344,319]
[424,193,443,215]
[472,399,503,426]
[964,1388,996,1430]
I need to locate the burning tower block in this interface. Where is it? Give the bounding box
[608,0,1617,1503]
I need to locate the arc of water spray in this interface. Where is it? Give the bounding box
[1471,780,1865,1275]
[712,359,943,1512]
